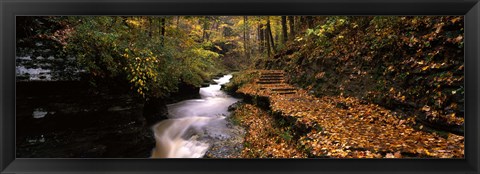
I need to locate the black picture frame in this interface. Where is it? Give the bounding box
[1,0,479,173]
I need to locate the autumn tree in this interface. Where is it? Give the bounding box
[288,16,295,41]
[281,16,288,43]
[243,16,249,59]
[266,16,275,57]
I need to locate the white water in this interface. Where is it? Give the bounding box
[151,74,240,158]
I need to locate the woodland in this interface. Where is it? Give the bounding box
[16,16,464,158]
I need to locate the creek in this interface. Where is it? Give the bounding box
[151,74,242,158]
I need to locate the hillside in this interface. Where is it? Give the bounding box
[256,16,464,135]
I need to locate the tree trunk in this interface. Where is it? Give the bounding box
[243,16,249,59]
[176,16,180,29]
[288,16,295,41]
[294,16,301,31]
[266,17,275,55]
[258,23,264,54]
[281,16,288,43]
[266,26,271,57]
[202,17,208,42]
[148,17,153,37]
[161,17,166,46]
[306,16,314,28]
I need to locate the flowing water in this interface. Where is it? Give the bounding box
[150,74,240,158]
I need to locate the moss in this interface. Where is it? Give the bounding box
[223,70,260,95]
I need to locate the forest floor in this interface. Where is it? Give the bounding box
[231,70,464,158]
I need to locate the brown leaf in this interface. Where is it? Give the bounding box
[394,151,402,158]
[422,105,431,112]
[451,17,461,24]
[435,24,443,33]
[454,35,463,43]
[385,153,395,158]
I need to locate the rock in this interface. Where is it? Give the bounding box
[107,106,132,112]
[228,101,243,112]
[143,98,169,126]
[32,108,48,119]
[203,122,245,158]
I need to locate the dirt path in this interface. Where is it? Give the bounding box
[235,70,464,158]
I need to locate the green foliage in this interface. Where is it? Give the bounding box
[277,129,293,142]
[66,16,222,98]
[305,16,349,47]
[223,70,261,93]
[307,17,348,37]
[180,46,221,86]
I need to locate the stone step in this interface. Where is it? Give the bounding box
[261,73,283,76]
[258,80,283,83]
[259,87,295,90]
[273,91,296,95]
[260,75,284,78]
[270,88,296,91]
[259,85,291,89]
[259,77,283,80]
[259,83,289,86]
[257,81,283,84]
[262,73,284,75]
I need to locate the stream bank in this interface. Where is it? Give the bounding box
[16,80,203,158]
[16,73,244,158]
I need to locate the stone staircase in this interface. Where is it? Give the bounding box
[256,70,297,95]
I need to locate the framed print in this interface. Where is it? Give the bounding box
[1,0,479,173]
